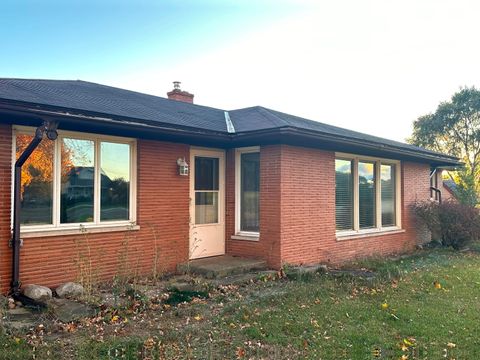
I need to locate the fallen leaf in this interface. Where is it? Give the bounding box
[447,342,456,348]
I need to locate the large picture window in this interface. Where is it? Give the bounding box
[14,127,136,230]
[335,154,400,234]
[235,147,260,237]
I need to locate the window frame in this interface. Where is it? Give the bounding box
[234,146,260,240]
[12,125,137,234]
[335,152,401,238]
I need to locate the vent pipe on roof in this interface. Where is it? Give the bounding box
[167,81,194,104]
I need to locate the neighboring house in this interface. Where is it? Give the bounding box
[0,79,459,293]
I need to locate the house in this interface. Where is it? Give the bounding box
[0,79,459,294]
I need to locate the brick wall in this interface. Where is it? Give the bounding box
[280,146,430,266]
[0,124,12,294]
[0,127,190,293]
[226,144,432,268]
[226,146,282,268]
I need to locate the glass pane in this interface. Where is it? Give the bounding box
[195,157,219,191]
[61,138,94,223]
[241,152,260,232]
[335,159,353,231]
[100,142,130,221]
[195,192,218,224]
[16,134,54,225]
[359,161,376,229]
[381,164,396,226]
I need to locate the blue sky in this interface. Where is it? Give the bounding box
[2,1,480,142]
[0,1,295,79]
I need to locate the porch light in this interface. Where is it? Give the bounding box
[177,157,189,176]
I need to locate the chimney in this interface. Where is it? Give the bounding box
[167,81,194,104]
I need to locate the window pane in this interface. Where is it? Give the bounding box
[195,157,219,191]
[241,152,260,232]
[195,192,218,224]
[61,138,94,223]
[16,134,54,225]
[100,142,130,221]
[381,164,396,226]
[335,159,353,231]
[359,161,376,229]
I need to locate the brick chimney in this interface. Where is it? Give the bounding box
[167,81,194,104]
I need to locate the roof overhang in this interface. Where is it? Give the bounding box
[0,100,461,167]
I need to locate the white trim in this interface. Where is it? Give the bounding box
[336,228,405,241]
[21,224,140,238]
[335,152,402,237]
[12,125,137,232]
[235,146,260,238]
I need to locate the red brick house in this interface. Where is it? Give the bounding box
[0,79,459,294]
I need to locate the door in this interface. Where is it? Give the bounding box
[189,148,225,259]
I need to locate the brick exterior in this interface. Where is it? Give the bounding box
[226,145,432,268]
[0,125,190,293]
[0,123,434,293]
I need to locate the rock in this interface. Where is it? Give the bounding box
[8,302,16,309]
[56,282,84,298]
[49,299,96,323]
[22,284,52,301]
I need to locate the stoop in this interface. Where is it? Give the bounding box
[177,255,268,279]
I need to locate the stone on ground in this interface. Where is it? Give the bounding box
[49,298,96,323]
[56,282,84,298]
[22,284,52,301]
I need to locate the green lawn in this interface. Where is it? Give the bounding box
[2,248,480,359]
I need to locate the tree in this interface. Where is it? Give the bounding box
[409,87,480,204]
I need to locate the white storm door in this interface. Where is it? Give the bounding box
[189,148,225,259]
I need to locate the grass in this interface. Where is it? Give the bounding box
[2,248,480,359]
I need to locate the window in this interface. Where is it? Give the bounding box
[194,156,219,224]
[335,153,400,235]
[335,159,353,231]
[235,147,260,236]
[14,126,136,230]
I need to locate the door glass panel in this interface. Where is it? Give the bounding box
[100,142,130,221]
[195,157,219,190]
[61,138,95,223]
[195,156,219,224]
[195,192,219,224]
[16,134,54,225]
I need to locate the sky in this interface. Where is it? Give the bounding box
[2,0,480,142]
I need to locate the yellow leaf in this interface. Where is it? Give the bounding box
[434,281,442,289]
[111,315,119,323]
[194,314,203,321]
[447,342,456,348]
[14,337,21,344]
[381,302,389,310]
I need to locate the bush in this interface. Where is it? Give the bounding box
[413,200,480,249]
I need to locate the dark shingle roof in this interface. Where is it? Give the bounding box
[0,78,227,132]
[0,78,459,164]
[229,106,453,159]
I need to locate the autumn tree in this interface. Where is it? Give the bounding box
[409,87,480,205]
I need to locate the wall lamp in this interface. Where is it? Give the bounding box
[177,157,189,176]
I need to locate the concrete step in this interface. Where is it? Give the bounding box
[177,255,268,279]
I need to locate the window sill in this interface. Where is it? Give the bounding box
[231,233,260,241]
[20,224,140,238]
[336,228,405,241]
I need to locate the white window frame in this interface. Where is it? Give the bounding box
[335,152,402,238]
[234,146,260,240]
[12,125,137,235]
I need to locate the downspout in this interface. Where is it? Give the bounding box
[11,121,58,299]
